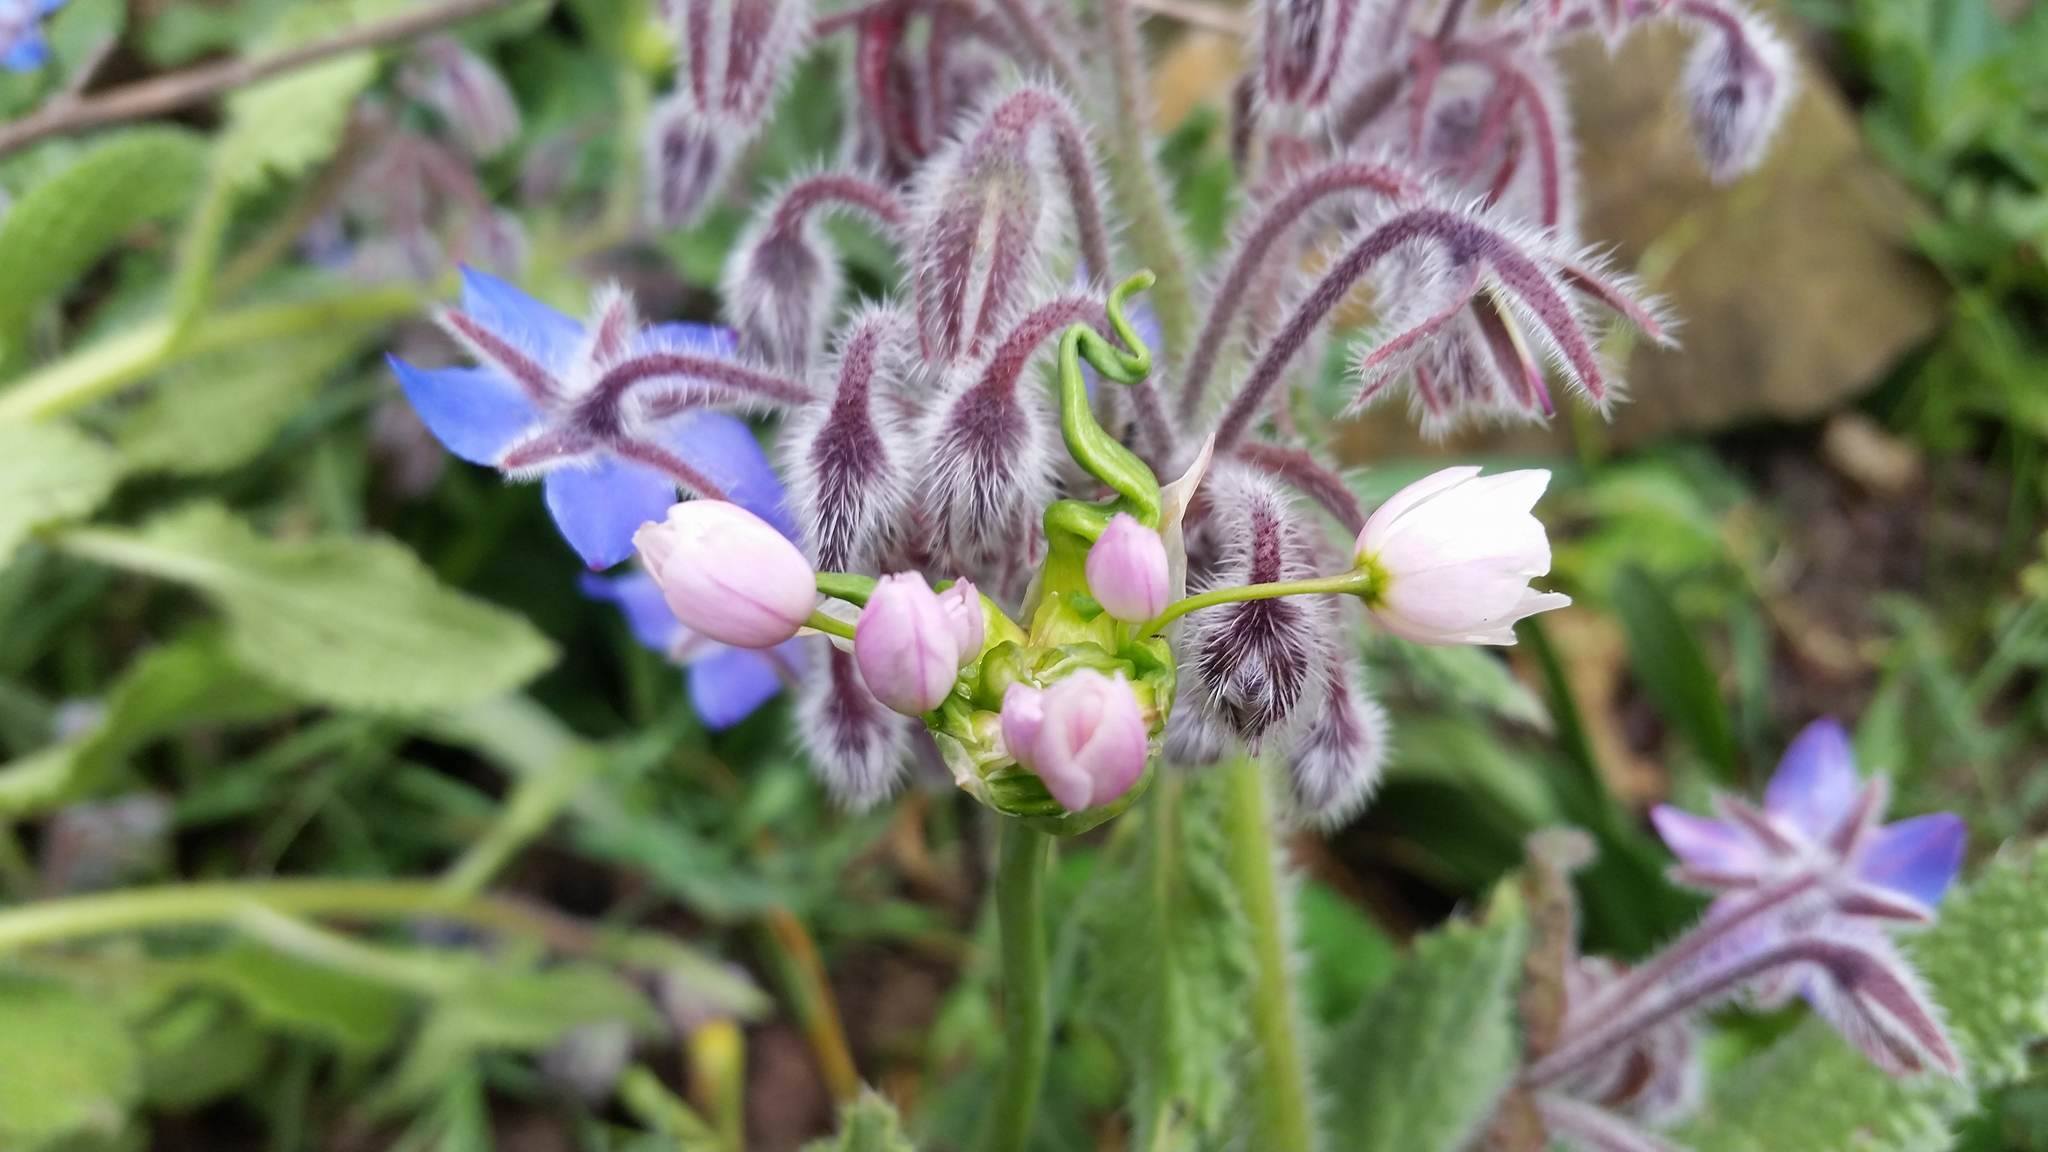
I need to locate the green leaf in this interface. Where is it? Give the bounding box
[139,997,270,1110]
[0,128,208,367]
[174,941,411,1054]
[216,52,376,194]
[1323,885,1528,1152]
[1078,771,1254,1148]
[1610,565,1740,782]
[62,505,557,713]
[116,329,368,475]
[1364,632,1551,731]
[0,972,142,1149]
[0,632,293,818]
[1683,841,2048,1152]
[1297,881,1398,1027]
[803,1092,919,1152]
[0,421,122,569]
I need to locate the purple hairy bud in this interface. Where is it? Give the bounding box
[666,0,813,125]
[398,37,523,159]
[724,172,908,369]
[1256,0,1361,122]
[1215,198,1671,450]
[1534,1095,1686,1152]
[799,646,910,809]
[1800,932,1961,1078]
[1163,690,1233,767]
[785,309,913,572]
[1183,469,1327,747]
[916,295,1101,574]
[1561,958,1701,1124]
[646,99,743,228]
[1284,652,1387,826]
[1678,0,1796,184]
[909,84,1112,364]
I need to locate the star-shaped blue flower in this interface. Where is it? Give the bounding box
[582,570,808,730]
[390,267,803,569]
[1,0,66,71]
[1652,718,1965,917]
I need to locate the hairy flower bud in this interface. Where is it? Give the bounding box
[724,172,905,370]
[936,580,987,665]
[1087,514,1171,623]
[1185,469,1326,746]
[1030,670,1149,812]
[1680,2,1796,184]
[399,37,523,159]
[800,647,909,808]
[634,501,818,648]
[665,0,812,125]
[646,99,744,229]
[785,310,912,571]
[1284,653,1387,826]
[855,573,962,715]
[1353,466,1570,645]
[1256,0,1358,124]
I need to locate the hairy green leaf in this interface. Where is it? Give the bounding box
[117,329,367,475]
[1610,565,1740,782]
[0,421,122,570]
[0,128,208,367]
[138,998,270,1110]
[173,941,411,1054]
[0,972,142,1149]
[61,505,556,713]
[803,1092,919,1152]
[1684,841,2048,1152]
[1078,771,1254,1148]
[1323,885,1528,1152]
[1364,633,1551,731]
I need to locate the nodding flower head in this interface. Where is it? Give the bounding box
[1284,651,1387,827]
[661,0,812,126]
[646,99,745,228]
[1678,0,1797,184]
[398,37,523,159]
[1652,718,1966,922]
[389,267,809,567]
[1255,0,1359,125]
[634,500,819,649]
[1352,466,1571,646]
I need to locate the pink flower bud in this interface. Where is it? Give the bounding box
[633,501,817,649]
[855,573,962,715]
[1085,513,1170,622]
[1000,682,1045,767]
[936,580,986,666]
[1029,670,1149,812]
[1353,467,1571,646]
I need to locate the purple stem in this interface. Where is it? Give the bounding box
[441,311,565,407]
[593,352,814,414]
[1231,443,1365,533]
[1179,158,1420,420]
[768,171,910,237]
[612,436,735,503]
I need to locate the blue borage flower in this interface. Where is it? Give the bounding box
[581,570,808,731]
[389,267,808,569]
[1653,717,1966,917]
[0,0,66,72]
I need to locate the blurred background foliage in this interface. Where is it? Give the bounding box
[0,0,2044,1149]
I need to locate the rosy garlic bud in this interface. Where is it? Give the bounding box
[854,573,962,716]
[633,501,817,649]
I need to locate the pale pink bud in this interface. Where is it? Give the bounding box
[1353,467,1571,646]
[1030,671,1149,812]
[1000,682,1046,766]
[1086,514,1171,622]
[936,580,986,666]
[855,573,962,715]
[633,501,817,648]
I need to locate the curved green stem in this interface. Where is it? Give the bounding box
[1056,271,1162,527]
[1139,571,1375,637]
[1219,755,1319,1152]
[983,821,1053,1152]
[815,572,878,607]
[804,610,856,641]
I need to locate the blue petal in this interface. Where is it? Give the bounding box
[388,356,541,466]
[637,322,739,358]
[579,572,684,654]
[2,31,49,71]
[1650,805,1763,879]
[1859,812,1966,909]
[34,0,68,16]
[655,411,797,540]
[1765,717,1862,843]
[544,456,676,570]
[688,646,788,730]
[457,265,584,376]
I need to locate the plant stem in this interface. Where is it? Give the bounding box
[804,610,856,641]
[759,907,862,1104]
[1094,0,1195,353]
[984,821,1053,1152]
[1140,570,1373,637]
[1219,755,1318,1152]
[0,878,573,953]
